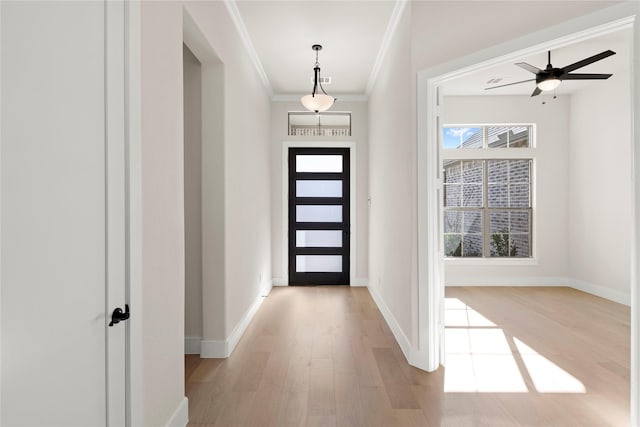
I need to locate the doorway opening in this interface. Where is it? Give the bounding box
[418,10,637,423]
[182,9,226,365]
[183,43,204,357]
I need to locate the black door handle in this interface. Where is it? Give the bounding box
[109,304,130,327]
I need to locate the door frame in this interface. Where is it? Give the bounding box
[106,0,128,424]
[282,141,357,285]
[122,1,143,425]
[417,4,639,423]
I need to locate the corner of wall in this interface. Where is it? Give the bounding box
[199,289,268,358]
[272,278,288,286]
[366,284,413,364]
[352,278,369,287]
[569,278,631,306]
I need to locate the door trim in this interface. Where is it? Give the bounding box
[281,141,357,285]
[105,0,128,425]
[123,1,143,425]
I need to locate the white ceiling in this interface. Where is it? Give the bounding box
[235,0,398,96]
[232,0,628,99]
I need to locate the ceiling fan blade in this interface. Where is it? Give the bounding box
[515,62,542,74]
[484,78,535,90]
[531,86,542,97]
[562,73,613,80]
[561,50,616,73]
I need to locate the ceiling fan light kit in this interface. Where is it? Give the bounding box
[301,44,335,113]
[537,77,561,92]
[486,49,616,97]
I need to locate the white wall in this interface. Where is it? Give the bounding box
[140,1,271,425]
[368,4,417,345]
[270,101,369,285]
[140,3,186,424]
[569,60,631,301]
[442,95,571,285]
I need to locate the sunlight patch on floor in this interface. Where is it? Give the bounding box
[514,338,586,393]
[444,297,586,394]
[444,297,496,327]
[444,327,527,393]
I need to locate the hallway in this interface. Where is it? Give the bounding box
[185,286,629,426]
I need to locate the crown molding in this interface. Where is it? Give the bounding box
[365,0,408,95]
[224,0,273,95]
[272,94,369,102]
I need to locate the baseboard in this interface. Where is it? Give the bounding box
[200,291,267,358]
[184,336,202,355]
[165,396,189,427]
[272,277,288,286]
[227,292,267,355]
[200,339,227,358]
[445,276,570,287]
[273,278,368,287]
[570,278,630,306]
[366,284,413,364]
[351,277,369,287]
[445,275,630,306]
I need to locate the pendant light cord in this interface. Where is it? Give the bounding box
[311,47,329,97]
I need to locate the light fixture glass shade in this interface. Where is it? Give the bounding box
[301,93,335,113]
[537,78,561,91]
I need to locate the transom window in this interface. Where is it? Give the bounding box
[442,125,534,258]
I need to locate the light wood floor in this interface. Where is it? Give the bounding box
[185,286,630,426]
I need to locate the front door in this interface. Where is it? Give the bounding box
[1,1,127,425]
[288,148,350,285]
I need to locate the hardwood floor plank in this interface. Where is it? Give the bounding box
[231,351,270,392]
[372,347,421,409]
[187,358,224,384]
[276,389,308,426]
[244,383,283,427]
[359,385,398,427]
[306,415,337,427]
[307,358,336,417]
[334,370,366,427]
[211,391,255,427]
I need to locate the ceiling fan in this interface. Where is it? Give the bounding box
[485,49,616,97]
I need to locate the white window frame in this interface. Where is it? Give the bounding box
[441,124,537,266]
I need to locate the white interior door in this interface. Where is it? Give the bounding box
[1,1,127,425]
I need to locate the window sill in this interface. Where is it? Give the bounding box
[444,257,538,267]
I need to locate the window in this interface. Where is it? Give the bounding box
[288,111,351,137]
[442,125,533,258]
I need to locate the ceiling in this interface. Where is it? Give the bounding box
[232,0,628,99]
[235,0,398,96]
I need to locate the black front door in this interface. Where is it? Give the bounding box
[288,147,350,285]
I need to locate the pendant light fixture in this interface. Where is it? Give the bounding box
[300,44,335,113]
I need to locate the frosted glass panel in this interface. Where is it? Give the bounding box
[296,155,342,172]
[296,255,342,272]
[296,230,342,247]
[296,180,342,197]
[296,205,342,222]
